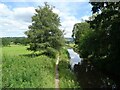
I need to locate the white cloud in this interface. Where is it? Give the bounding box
[0,2,91,37]
[81,15,90,21]
[52,4,81,38]
[13,7,35,22]
[60,15,81,37]
[0,3,13,17]
[52,8,61,14]
[0,3,35,37]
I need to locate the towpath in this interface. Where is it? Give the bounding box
[55,56,59,90]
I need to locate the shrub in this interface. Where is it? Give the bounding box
[45,47,57,58]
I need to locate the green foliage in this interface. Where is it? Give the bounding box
[14,37,29,45]
[72,1,120,84]
[0,42,1,89]
[2,37,29,46]
[2,45,81,88]
[72,22,91,44]
[72,22,94,57]
[89,2,120,78]
[59,47,80,88]
[25,3,64,53]
[2,45,55,88]
[45,47,57,58]
[2,38,10,46]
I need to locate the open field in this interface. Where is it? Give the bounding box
[2,45,55,88]
[2,45,80,88]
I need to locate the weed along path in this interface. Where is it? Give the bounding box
[55,55,60,89]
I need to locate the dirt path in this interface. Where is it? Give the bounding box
[55,56,59,90]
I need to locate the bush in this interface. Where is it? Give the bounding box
[45,47,57,58]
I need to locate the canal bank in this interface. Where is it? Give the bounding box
[67,48,118,89]
[58,48,80,88]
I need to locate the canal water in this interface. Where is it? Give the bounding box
[67,48,82,70]
[67,48,118,89]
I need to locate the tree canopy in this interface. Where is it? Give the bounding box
[89,1,120,75]
[2,37,28,46]
[25,3,64,55]
[72,1,120,84]
[2,38,10,46]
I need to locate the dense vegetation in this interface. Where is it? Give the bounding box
[72,1,120,85]
[59,47,80,88]
[0,38,1,89]
[2,37,28,46]
[2,45,55,88]
[2,45,80,88]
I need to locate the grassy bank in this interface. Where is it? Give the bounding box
[2,45,81,88]
[2,45,55,88]
[59,47,80,88]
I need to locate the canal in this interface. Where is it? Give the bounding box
[67,48,118,89]
[67,48,82,70]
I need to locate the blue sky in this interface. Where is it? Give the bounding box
[0,1,92,38]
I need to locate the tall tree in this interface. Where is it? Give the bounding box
[25,3,64,54]
[72,22,94,58]
[89,1,120,83]
[72,1,120,85]
[2,38,10,46]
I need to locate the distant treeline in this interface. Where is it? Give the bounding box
[1,37,29,46]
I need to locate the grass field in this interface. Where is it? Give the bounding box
[0,40,2,89]
[2,45,80,88]
[2,45,55,88]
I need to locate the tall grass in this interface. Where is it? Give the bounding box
[2,45,55,88]
[0,38,2,89]
[2,45,81,88]
[59,47,80,88]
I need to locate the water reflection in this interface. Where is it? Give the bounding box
[67,48,118,89]
[67,49,81,69]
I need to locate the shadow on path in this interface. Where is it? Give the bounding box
[20,52,54,58]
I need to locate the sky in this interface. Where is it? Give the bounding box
[0,0,92,38]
